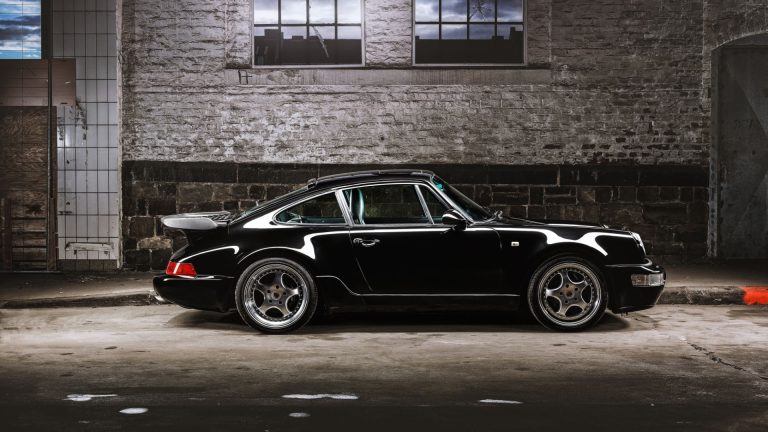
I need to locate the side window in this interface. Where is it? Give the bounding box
[275,193,345,224]
[344,185,429,225]
[418,186,450,221]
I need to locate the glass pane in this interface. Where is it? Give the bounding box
[337,0,361,24]
[253,0,278,24]
[310,25,334,40]
[441,24,466,39]
[499,23,523,40]
[468,0,494,22]
[469,24,494,39]
[419,186,450,222]
[349,186,428,225]
[0,1,41,59]
[498,0,523,21]
[442,0,467,22]
[309,0,333,23]
[254,26,279,65]
[281,26,307,39]
[308,25,332,63]
[275,193,344,224]
[253,25,278,37]
[337,25,360,40]
[414,0,438,22]
[415,24,439,40]
[281,0,307,24]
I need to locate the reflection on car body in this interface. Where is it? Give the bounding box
[154,170,665,333]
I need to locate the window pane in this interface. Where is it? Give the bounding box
[0,1,41,59]
[441,24,466,39]
[414,0,438,21]
[414,0,525,64]
[275,193,344,224]
[441,0,467,22]
[253,0,278,24]
[415,24,439,40]
[469,0,494,22]
[281,0,307,24]
[309,0,333,24]
[419,186,450,222]
[500,23,523,41]
[498,0,523,21]
[346,185,428,225]
[337,0,361,24]
[469,24,494,39]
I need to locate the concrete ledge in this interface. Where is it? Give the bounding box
[0,291,167,309]
[657,286,748,305]
[225,68,553,86]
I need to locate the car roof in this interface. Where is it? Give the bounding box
[306,169,436,190]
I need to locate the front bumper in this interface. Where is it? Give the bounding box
[153,274,236,313]
[605,259,665,313]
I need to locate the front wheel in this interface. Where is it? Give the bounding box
[235,258,318,334]
[527,255,607,331]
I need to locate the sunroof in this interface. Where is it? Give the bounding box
[0,0,41,59]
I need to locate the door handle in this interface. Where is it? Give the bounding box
[353,237,380,247]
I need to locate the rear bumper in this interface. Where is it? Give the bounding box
[153,274,236,313]
[605,259,665,313]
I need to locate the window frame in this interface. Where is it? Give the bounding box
[340,182,441,227]
[272,190,351,226]
[411,0,527,67]
[251,0,366,68]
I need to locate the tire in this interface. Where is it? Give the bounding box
[235,258,318,334]
[526,255,608,331]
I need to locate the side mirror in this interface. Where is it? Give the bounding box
[441,209,467,231]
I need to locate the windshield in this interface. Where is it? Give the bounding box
[432,176,491,221]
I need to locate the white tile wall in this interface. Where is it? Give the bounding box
[52,0,118,261]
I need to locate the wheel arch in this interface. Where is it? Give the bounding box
[525,243,608,282]
[236,247,319,279]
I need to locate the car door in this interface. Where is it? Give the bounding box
[344,182,503,294]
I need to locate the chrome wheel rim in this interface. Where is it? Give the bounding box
[537,262,602,328]
[243,264,309,330]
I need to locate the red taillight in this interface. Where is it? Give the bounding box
[165,261,197,277]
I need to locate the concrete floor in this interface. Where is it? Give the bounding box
[1,305,767,431]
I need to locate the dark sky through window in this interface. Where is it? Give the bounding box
[0,0,41,59]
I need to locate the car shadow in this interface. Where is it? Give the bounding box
[167,307,634,334]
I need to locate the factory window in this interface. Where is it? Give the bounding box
[414,0,525,65]
[253,0,363,66]
[0,0,42,59]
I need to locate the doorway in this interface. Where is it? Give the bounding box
[716,38,768,258]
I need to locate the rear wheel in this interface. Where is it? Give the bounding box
[235,258,317,334]
[527,255,607,331]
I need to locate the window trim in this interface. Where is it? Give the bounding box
[271,190,351,226]
[251,0,366,68]
[340,182,437,227]
[411,0,528,67]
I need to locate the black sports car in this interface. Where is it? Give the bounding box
[154,170,665,333]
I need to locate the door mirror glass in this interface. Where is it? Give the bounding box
[441,209,467,230]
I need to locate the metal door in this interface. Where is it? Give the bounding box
[718,47,768,258]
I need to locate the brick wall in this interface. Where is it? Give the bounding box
[119,0,768,268]
[123,161,707,270]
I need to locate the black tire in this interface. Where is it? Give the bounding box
[526,254,608,331]
[235,258,318,334]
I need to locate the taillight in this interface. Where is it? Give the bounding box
[165,261,197,277]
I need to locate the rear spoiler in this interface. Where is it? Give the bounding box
[161,212,231,231]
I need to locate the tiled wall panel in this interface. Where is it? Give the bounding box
[52,0,118,262]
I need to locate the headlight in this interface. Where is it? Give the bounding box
[630,231,646,255]
[631,273,665,287]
